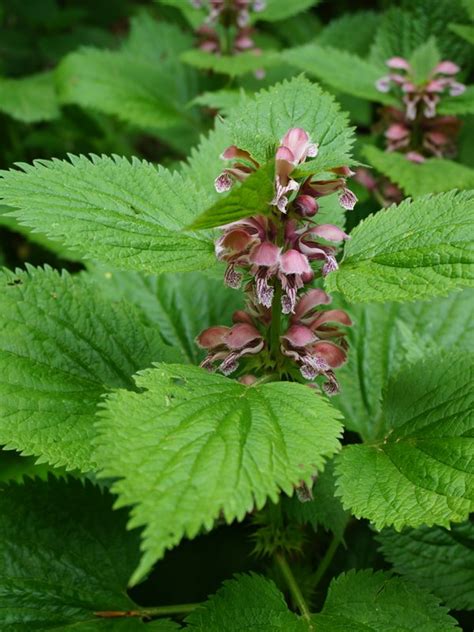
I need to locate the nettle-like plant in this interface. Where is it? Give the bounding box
[0,76,473,630]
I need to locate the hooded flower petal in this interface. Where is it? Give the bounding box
[224,323,262,350]
[196,326,230,349]
[280,128,318,164]
[387,56,410,70]
[279,249,312,275]
[250,241,281,267]
[281,324,317,347]
[435,60,460,75]
[293,289,332,321]
[311,340,347,368]
[308,224,350,242]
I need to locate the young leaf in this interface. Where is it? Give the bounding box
[312,569,458,631]
[96,363,343,585]
[282,45,395,105]
[317,11,381,56]
[185,573,306,631]
[181,49,277,77]
[56,15,200,145]
[85,268,244,364]
[0,155,216,274]
[378,522,474,611]
[254,0,320,23]
[0,72,60,123]
[325,190,474,303]
[370,3,471,68]
[363,146,474,196]
[335,289,474,440]
[0,477,179,631]
[189,161,275,230]
[185,570,458,631]
[223,76,355,173]
[0,266,179,472]
[449,23,474,45]
[408,38,440,84]
[335,352,474,530]
[438,85,474,116]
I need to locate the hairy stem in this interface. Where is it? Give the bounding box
[312,534,342,591]
[275,552,313,626]
[95,603,200,619]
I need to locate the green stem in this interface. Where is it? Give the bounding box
[270,283,282,361]
[275,552,313,626]
[312,534,341,591]
[95,603,200,619]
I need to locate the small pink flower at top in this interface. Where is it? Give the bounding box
[376,56,465,120]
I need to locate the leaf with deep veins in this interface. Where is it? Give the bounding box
[326,190,474,303]
[336,353,474,530]
[95,363,343,584]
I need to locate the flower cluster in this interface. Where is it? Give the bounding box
[197,128,355,393]
[375,56,465,163]
[191,0,266,65]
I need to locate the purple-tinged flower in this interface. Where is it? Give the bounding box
[294,194,319,217]
[215,216,267,288]
[197,321,264,375]
[376,56,466,120]
[278,249,313,314]
[249,241,281,308]
[253,0,266,11]
[294,223,349,277]
[271,128,318,213]
[302,169,358,212]
[280,292,351,389]
[215,145,260,192]
[405,150,426,163]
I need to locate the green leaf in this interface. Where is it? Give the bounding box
[0,477,179,631]
[317,11,380,56]
[189,161,275,230]
[190,89,247,116]
[224,75,355,173]
[96,363,343,584]
[56,15,200,144]
[0,448,61,484]
[156,0,204,29]
[0,266,179,472]
[185,570,458,631]
[438,85,474,116]
[313,569,458,631]
[335,289,474,440]
[281,45,394,105]
[181,49,277,77]
[449,22,474,44]
[254,0,320,23]
[378,521,474,611]
[335,353,474,530]
[408,38,441,84]
[370,3,471,68]
[185,573,306,631]
[326,190,474,303]
[0,72,60,123]
[283,460,348,539]
[0,155,216,274]
[85,268,244,364]
[362,146,474,196]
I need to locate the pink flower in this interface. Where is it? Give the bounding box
[280,291,351,390]
[271,128,318,213]
[214,145,260,192]
[197,320,264,375]
[376,56,466,121]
